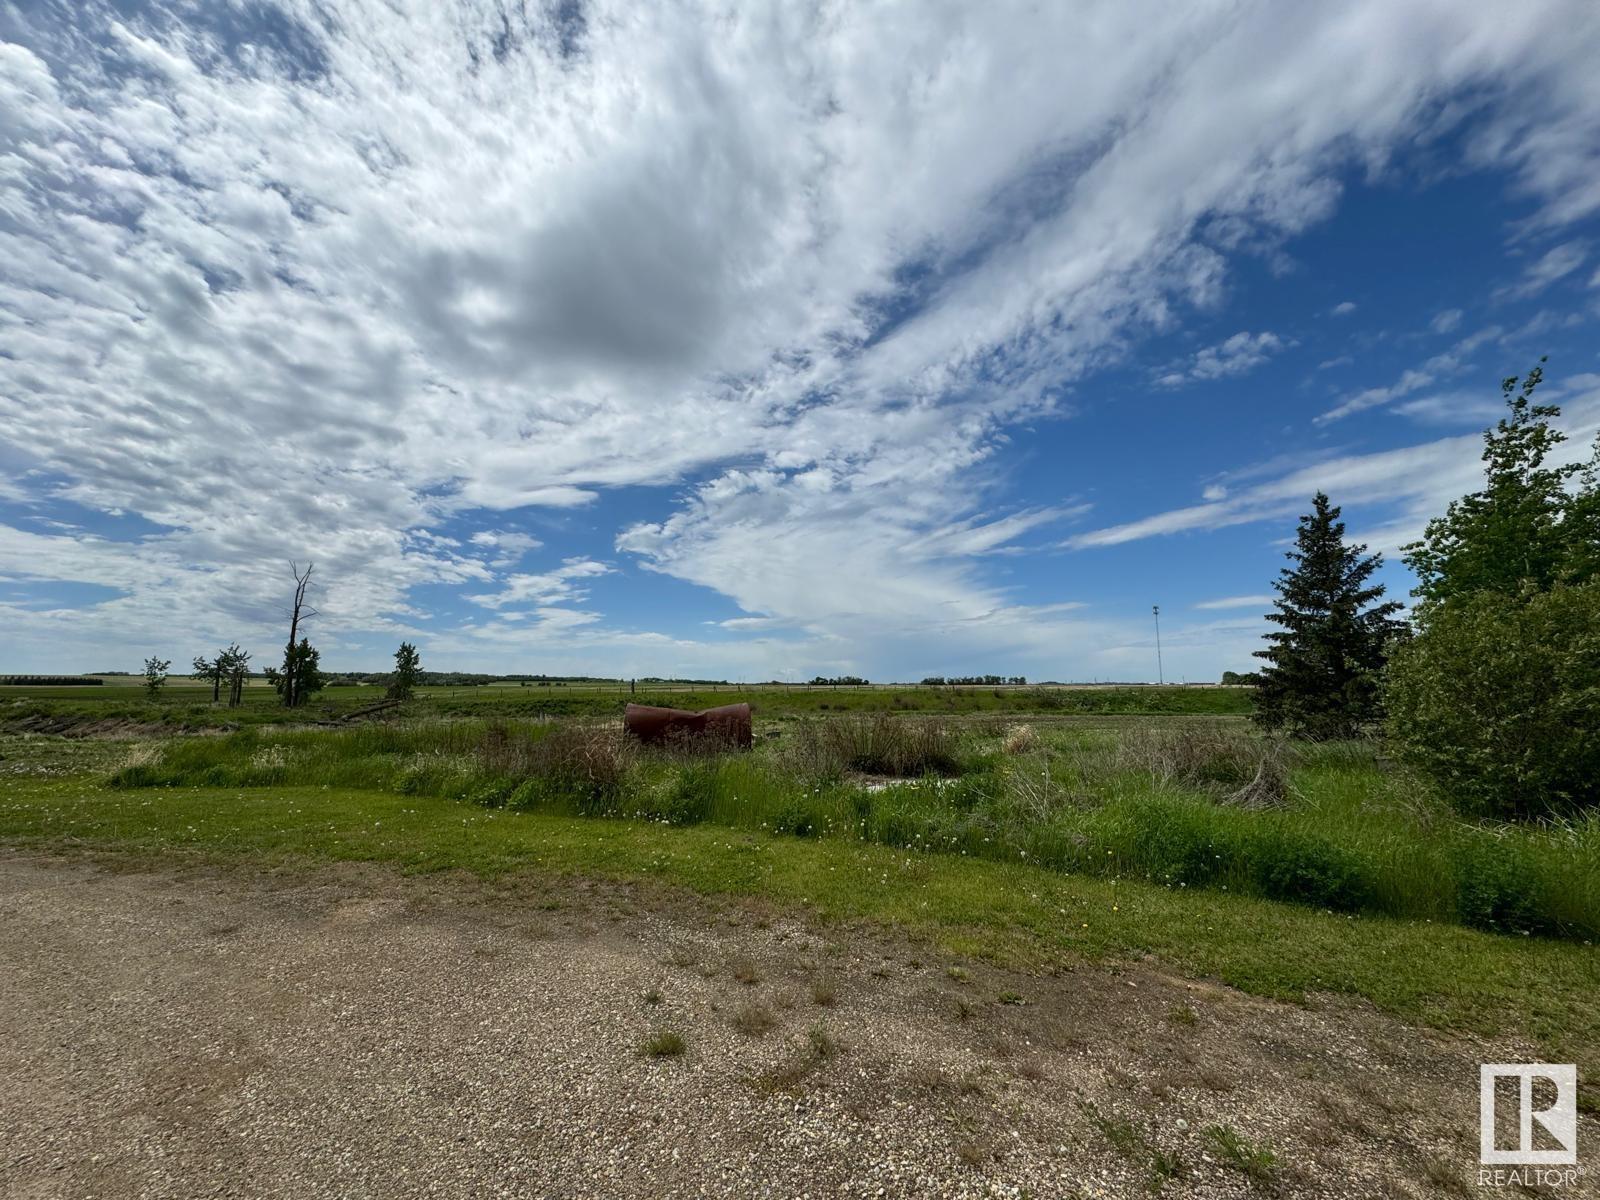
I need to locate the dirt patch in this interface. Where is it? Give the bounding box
[0,852,1591,1198]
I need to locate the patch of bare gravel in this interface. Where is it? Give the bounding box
[0,852,1591,1199]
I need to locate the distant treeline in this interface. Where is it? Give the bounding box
[921,675,1027,686]
[321,671,636,688]
[0,675,105,686]
[341,672,738,688]
[810,675,869,686]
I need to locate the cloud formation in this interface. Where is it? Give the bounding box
[1072,378,1600,554]
[1156,331,1286,387]
[2,0,1599,676]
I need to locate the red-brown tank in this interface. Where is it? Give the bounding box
[623,702,753,749]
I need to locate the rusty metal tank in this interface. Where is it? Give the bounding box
[623,702,753,749]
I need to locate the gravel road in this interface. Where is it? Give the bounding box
[0,852,1585,1198]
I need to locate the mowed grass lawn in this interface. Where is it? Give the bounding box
[3,751,1596,1097]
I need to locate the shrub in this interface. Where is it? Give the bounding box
[1386,582,1600,820]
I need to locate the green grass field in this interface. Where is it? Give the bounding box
[83,714,1600,939]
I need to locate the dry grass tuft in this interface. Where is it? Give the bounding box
[1423,1157,1469,1196]
[731,1001,777,1036]
[1014,1057,1048,1082]
[752,1023,840,1095]
[1315,1093,1371,1136]
[487,721,638,808]
[807,1023,839,1060]
[955,1138,990,1166]
[1110,725,1294,806]
[785,713,961,778]
[1001,724,1037,755]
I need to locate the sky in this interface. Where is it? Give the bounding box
[3,0,1600,683]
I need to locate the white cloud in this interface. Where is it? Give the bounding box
[1157,331,1285,387]
[1,1,1599,674]
[1330,300,1357,316]
[1316,325,1502,423]
[1073,378,1600,553]
[465,559,611,610]
[1431,308,1464,334]
[1498,240,1589,299]
[1389,392,1505,425]
[1193,595,1276,610]
[467,530,543,569]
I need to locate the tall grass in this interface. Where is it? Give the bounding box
[106,717,1600,940]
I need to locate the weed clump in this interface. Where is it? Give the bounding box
[1203,1124,1277,1182]
[1116,726,1290,794]
[641,1029,686,1057]
[503,724,637,813]
[787,714,961,779]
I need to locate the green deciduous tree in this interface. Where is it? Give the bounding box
[1253,493,1404,739]
[1404,360,1600,602]
[143,656,171,698]
[1386,581,1600,820]
[192,654,221,701]
[1387,363,1600,817]
[265,638,323,707]
[217,643,251,707]
[387,641,422,700]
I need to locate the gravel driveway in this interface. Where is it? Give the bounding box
[0,852,1585,1198]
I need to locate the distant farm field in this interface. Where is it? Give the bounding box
[0,679,1252,727]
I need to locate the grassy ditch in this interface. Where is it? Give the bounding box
[97,715,1600,941]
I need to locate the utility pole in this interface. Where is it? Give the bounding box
[1152,604,1164,685]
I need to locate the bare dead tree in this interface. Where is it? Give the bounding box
[279,562,319,708]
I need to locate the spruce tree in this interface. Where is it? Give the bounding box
[1253,493,1404,739]
[142,656,171,699]
[388,641,422,700]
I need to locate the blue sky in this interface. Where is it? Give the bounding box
[2,0,1599,681]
